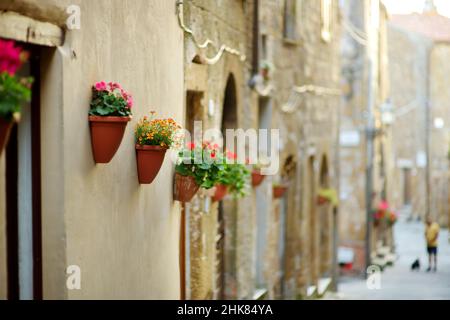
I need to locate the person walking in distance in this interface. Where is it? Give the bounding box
[425,215,440,272]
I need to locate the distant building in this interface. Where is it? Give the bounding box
[388,0,450,228]
[339,0,392,273]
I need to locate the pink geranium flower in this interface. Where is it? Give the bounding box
[0,39,24,75]
[378,201,389,211]
[108,82,122,91]
[126,96,133,109]
[94,81,108,91]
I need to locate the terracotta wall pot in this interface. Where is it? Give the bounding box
[252,170,265,187]
[135,145,168,184]
[173,173,200,202]
[0,117,13,156]
[212,184,228,202]
[273,185,288,199]
[317,195,329,205]
[89,116,131,163]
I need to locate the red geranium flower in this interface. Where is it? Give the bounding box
[187,142,195,150]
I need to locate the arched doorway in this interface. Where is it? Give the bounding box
[216,74,238,299]
[318,155,332,277]
[276,154,297,298]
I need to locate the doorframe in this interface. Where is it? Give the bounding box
[5,44,43,300]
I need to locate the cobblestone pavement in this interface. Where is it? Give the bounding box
[324,213,450,300]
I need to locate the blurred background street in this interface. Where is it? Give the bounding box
[326,209,450,299]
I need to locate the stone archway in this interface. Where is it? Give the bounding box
[216,73,239,300]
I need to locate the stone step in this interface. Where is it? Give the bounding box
[306,285,317,298]
[252,288,268,300]
[317,277,333,297]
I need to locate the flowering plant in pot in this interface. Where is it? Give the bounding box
[213,149,250,202]
[174,142,224,202]
[273,183,288,199]
[317,188,338,206]
[260,60,274,82]
[0,39,33,155]
[385,211,398,227]
[135,112,181,184]
[88,81,133,163]
[373,200,389,227]
[251,162,266,187]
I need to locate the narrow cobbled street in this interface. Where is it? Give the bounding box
[327,211,450,300]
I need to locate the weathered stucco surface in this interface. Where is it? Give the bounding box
[0,0,184,299]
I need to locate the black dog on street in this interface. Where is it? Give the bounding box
[411,258,420,271]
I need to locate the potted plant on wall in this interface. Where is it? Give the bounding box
[273,183,288,199]
[174,142,223,202]
[251,162,266,187]
[386,210,398,227]
[135,112,181,184]
[260,60,274,82]
[0,39,32,155]
[373,200,389,227]
[317,188,339,206]
[212,149,250,202]
[88,81,133,163]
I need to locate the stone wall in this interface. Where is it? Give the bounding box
[259,0,341,297]
[387,24,431,220]
[429,43,450,227]
[339,0,391,272]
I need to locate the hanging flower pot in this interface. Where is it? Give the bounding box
[215,155,250,199]
[273,185,288,199]
[317,195,329,205]
[134,113,182,184]
[88,81,133,164]
[0,117,13,155]
[317,188,339,206]
[89,116,131,163]
[174,173,200,202]
[212,184,228,202]
[174,142,224,202]
[136,145,168,184]
[252,170,265,187]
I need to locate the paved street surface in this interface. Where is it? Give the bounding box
[325,214,450,300]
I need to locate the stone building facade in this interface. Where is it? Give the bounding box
[339,0,392,273]
[387,21,431,221]
[1,0,343,300]
[181,0,342,300]
[388,4,450,228]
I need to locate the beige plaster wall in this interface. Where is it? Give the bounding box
[1,0,184,299]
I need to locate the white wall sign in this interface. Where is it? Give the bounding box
[340,130,360,147]
[416,151,427,168]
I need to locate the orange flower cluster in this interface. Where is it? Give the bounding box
[135,112,182,148]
